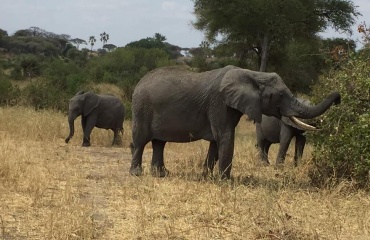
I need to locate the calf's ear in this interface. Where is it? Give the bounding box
[83,92,100,116]
[219,69,262,123]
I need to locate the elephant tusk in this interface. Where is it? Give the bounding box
[289,116,321,131]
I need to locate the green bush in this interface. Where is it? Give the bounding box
[10,65,23,80]
[43,58,88,95]
[23,79,69,111]
[86,47,173,100]
[0,76,21,105]
[309,55,370,187]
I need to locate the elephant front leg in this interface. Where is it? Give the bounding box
[202,141,218,178]
[151,139,168,177]
[217,132,235,179]
[276,129,294,166]
[82,117,95,147]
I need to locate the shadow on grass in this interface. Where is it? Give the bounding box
[168,169,317,192]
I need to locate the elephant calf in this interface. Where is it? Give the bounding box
[255,98,340,166]
[65,91,125,147]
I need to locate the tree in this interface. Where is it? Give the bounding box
[70,38,87,49]
[0,28,8,39]
[89,36,96,51]
[103,44,117,52]
[154,33,166,42]
[192,0,360,72]
[100,32,109,46]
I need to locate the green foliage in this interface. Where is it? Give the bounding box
[193,0,359,73]
[309,56,370,187]
[270,38,325,93]
[23,79,69,111]
[65,48,89,67]
[1,27,71,56]
[10,65,23,80]
[43,58,88,95]
[126,34,182,59]
[86,47,172,100]
[0,75,21,106]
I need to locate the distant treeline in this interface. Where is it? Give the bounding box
[0,26,364,115]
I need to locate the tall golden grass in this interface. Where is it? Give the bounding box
[0,107,369,239]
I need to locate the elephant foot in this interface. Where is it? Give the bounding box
[259,160,270,166]
[112,138,122,146]
[275,162,285,169]
[151,166,169,178]
[82,142,91,147]
[130,165,143,176]
[202,167,214,179]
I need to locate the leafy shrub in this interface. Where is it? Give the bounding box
[10,65,23,80]
[0,75,21,105]
[86,47,172,100]
[309,55,370,187]
[23,79,69,111]
[43,58,88,95]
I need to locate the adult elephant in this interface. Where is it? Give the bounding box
[65,91,125,147]
[129,65,341,179]
[255,98,339,167]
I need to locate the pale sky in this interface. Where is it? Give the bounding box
[1,0,369,49]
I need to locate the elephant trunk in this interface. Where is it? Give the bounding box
[284,92,340,131]
[65,114,76,143]
[291,92,341,119]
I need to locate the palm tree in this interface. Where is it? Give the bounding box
[89,36,96,51]
[100,32,109,46]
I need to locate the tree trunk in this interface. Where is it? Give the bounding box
[259,33,269,72]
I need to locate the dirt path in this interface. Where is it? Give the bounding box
[68,145,152,239]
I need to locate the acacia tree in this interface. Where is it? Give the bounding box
[70,38,87,49]
[154,33,166,42]
[192,0,360,72]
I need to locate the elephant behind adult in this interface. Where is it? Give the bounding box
[65,91,125,147]
[255,98,338,166]
[130,65,341,179]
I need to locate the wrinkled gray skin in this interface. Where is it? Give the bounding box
[65,91,125,147]
[130,65,341,179]
[255,98,339,166]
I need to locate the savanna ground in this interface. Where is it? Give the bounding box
[0,107,369,240]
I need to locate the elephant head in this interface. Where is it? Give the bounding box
[65,91,100,143]
[280,98,321,131]
[219,69,341,130]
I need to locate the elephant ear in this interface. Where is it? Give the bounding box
[75,90,85,96]
[219,69,262,123]
[83,92,100,116]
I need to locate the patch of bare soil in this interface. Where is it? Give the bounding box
[65,145,153,239]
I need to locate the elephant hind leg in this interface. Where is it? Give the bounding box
[130,143,145,176]
[294,134,306,166]
[151,139,168,177]
[257,139,271,165]
[202,141,218,178]
[276,130,294,166]
[112,128,123,146]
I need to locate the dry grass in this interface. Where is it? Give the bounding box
[0,107,369,239]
